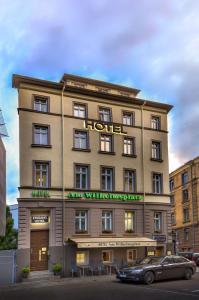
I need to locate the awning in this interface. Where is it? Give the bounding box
[69,237,157,248]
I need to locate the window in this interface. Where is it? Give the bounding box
[101,167,114,191]
[154,212,162,232]
[100,134,113,152]
[170,195,175,205]
[182,189,189,202]
[76,252,89,265]
[171,213,176,225]
[102,211,112,232]
[74,130,88,150]
[75,165,89,189]
[152,173,163,194]
[169,178,174,192]
[151,116,160,130]
[102,250,113,263]
[125,211,135,232]
[151,141,161,160]
[34,162,49,187]
[173,256,189,263]
[73,103,86,118]
[184,228,189,241]
[75,211,88,232]
[183,208,190,223]
[123,112,134,126]
[182,172,188,187]
[127,249,137,262]
[123,137,135,155]
[33,96,48,112]
[33,125,49,145]
[99,107,111,122]
[124,170,136,192]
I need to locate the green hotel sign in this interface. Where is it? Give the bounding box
[32,190,50,198]
[66,192,143,201]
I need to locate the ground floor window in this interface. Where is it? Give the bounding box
[127,249,137,262]
[102,250,113,263]
[76,251,89,265]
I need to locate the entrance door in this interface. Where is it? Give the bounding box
[30,230,49,271]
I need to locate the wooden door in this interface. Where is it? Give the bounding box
[30,230,49,271]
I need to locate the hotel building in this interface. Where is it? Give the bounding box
[13,73,173,276]
[170,156,199,253]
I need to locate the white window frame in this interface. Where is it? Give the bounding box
[76,251,89,266]
[34,162,49,188]
[75,165,89,189]
[74,130,88,149]
[127,249,137,262]
[100,134,112,152]
[151,116,160,130]
[75,210,88,232]
[101,167,113,191]
[124,170,136,192]
[34,125,49,145]
[154,212,162,232]
[152,141,161,160]
[123,112,134,126]
[102,211,112,232]
[123,138,135,155]
[34,97,48,112]
[99,107,111,122]
[74,103,86,118]
[125,211,135,232]
[102,250,113,263]
[153,173,162,194]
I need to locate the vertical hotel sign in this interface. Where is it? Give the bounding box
[83,120,127,135]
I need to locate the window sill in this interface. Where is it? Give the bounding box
[151,158,163,163]
[101,231,113,234]
[31,144,52,148]
[124,230,135,234]
[98,151,116,155]
[72,148,91,152]
[75,231,88,234]
[122,153,137,158]
[154,230,162,234]
[183,220,190,224]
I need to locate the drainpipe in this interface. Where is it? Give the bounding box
[61,80,66,275]
[141,101,146,238]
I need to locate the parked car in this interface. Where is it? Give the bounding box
[116,255,196,284]
[178,252,199,266]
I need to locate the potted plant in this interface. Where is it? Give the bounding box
[21,266,30,279]
[52,263,62,276]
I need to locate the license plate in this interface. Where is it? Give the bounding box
[119,274,126,278]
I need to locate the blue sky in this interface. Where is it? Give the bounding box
[0,0,199,205]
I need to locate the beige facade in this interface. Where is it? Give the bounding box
[13,73,172,276]
[0,137,6,236]
[170,156,199,252]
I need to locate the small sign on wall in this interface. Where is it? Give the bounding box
[31,216,49,224]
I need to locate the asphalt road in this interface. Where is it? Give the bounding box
[1,273,199,300]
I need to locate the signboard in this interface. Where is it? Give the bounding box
[77,241,156,248]
[32,190,50,198]
[31,216,49,224]
[83,120,127,135]
[153,234,166,243]
[66,192,143,201]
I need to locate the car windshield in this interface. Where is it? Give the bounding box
[139,257,164,265]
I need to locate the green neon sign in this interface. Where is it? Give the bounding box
[65,192,143,201]
[32,190,50,198]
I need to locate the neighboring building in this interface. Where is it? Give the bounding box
[9,204,18,229]
[0,109,7,237]
[13,73,173,275]
[170,156,199,253]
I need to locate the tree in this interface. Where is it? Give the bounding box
[0,206,17,249]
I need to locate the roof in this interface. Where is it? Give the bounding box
[69,237,157,248]
[12,74,173,113]
[170,155,199,177]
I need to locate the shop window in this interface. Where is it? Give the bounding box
[102,250,113,263]
[99,107,112,122]
[76,251,89,265]
[33,95,49,112]
[127,249,137,262]
[125,211,135,232]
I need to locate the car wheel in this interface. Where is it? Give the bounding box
[144,271,155,285]
[184,268,192,280]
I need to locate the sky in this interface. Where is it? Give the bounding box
[0,0,198,205]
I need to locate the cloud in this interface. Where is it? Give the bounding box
[0,0,199,203]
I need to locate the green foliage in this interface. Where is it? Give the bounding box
[21,267,30,274]
[52,263,62,274]
[0,206,18,250]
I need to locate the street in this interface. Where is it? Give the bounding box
[1,273,199,300]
